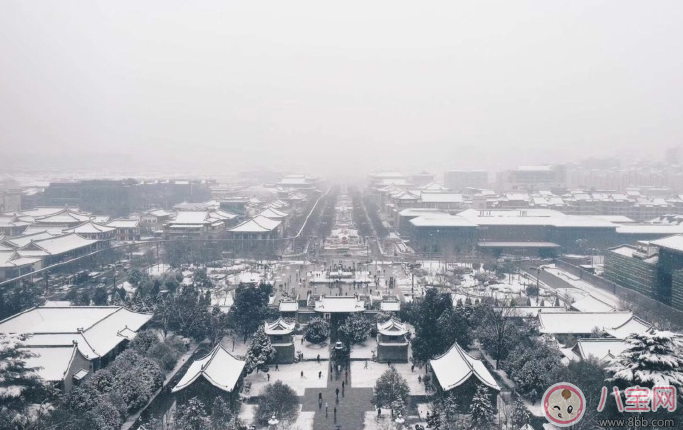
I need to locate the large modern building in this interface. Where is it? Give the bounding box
[496,165,568,192]
[604,235,683,311]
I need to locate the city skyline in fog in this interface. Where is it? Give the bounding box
[2,1,683,178]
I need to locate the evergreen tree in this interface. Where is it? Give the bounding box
[372,367,410,410]
[469,385,495,430]
[511,399,529,429]
[0,333,44,424]
[228,283,273,342]
[245,326,276,374]
[338,313,371,345]
[174,397,211,430]
[304,317,329,344]
[256,381,299,425]
[607,330,683,389]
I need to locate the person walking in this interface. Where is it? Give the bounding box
[333,406,337,420]
[275,363,279,371]
[267,373,270,381]
[341,381,345,390]
[335,387,340,400]
[301,371,304,378]
[364,359,368,369]
[325,402,329,418]
[318,370,322,379]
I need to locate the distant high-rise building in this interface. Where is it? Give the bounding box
[444,170,488,192]
[496,165,567,192]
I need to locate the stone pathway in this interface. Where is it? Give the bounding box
[302,365,374,430]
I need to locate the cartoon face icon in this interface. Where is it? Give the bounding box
[542,383,585,427]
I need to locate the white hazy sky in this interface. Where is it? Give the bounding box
[1,1,682,177]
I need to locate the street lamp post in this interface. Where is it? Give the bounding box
[268,413,279,428]
[395,413,405,429]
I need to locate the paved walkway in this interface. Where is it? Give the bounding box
[302,365,374,430]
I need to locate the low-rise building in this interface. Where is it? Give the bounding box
[106,219,141,241]
[376,318,409,363]
[429,342,500,409]
[163,210,236,239]
[0,305,153,371]
[171,343,246,408]
[264,318,296,364]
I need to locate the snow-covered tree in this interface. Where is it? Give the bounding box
[0,333,41,409]
[338,313,371,345]
[174,397,211,430]
[245,326,276,374]
[511,399,529,429]
[372,367,410,411]
[607,330,683,390]
[304,317,329,344]
[469,385,495,430]
[256,381,299,425]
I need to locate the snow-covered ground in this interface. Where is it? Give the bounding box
[350,340,376,360]
[294,335,331,360]
[543,266,621,308]
[244,361,329,396]
[350,362,428,395]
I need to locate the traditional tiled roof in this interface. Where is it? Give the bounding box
[22,233,98,255]
[377,318,408,336]
[172,344,245,393]
[258,208,288,219]
[22,345,86,382]
[314,296,365,313]
[0,306,152,359]
[106,219,140,229]
[264,318,295,335]
[538,312,635,335]
[572,338,628,362]
[229,216,281,233]
[279,300,299,312]
[430,342,500,391]
[64,222,115,235]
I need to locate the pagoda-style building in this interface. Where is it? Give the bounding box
[376,318,409,363]
[264,318,296,364]
[172,343,246,408]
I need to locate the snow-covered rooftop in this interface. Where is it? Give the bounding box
[573,338,628,362]
[65,222,115,234]
[538,312,634,334]
[264,318,295,335]
[377,318,408,336]
[106,219,140,228]
[650,235,683,253]
[22,345,84,382]
[26,233,98,255]
[279,301,299,312]
[172,344,245,393]
[430,342,500,392]
[314,296,365,313]
[409,215,477,228]
[0,306,152,359]
[604,316,652,339]
[229,215,281,233]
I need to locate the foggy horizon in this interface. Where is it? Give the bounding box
[2,1,683,179]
